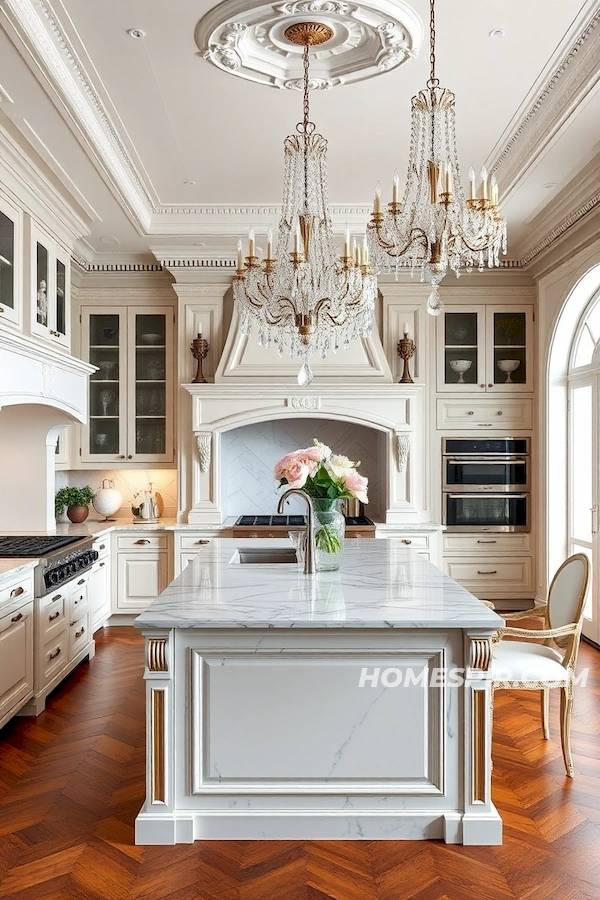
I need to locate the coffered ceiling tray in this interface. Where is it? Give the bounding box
[196,0,423,89]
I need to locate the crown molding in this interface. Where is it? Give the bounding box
[490,4,600,201]
[1,0,154,232]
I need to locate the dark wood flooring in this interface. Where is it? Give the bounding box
[1,626,600,899]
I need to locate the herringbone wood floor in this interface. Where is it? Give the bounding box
[1,627,600,900]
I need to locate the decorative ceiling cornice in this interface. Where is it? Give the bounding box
[490,5,600,195]
[519,189,600,267]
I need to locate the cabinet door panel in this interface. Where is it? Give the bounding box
[0,196,22,328]
[82,308,127,462]
[89,560,110,632]
[437,308,485,392]
[0,600,34,725]
[116,552,168,610]
[127,307,174,463]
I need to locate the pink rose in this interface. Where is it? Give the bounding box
[283,460,309,489]
[274,452,297,481]
[344,471,369,504]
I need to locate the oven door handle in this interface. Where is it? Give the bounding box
[445,493,528,499]
[445,457,528,463]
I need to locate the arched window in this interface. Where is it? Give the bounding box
[569,288,600,371]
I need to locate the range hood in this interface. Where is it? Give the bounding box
[0,330,95,532]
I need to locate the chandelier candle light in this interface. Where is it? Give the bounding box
[233,23,376,387]
[367,0,507,315]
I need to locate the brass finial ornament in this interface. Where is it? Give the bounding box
[233,18,376,387]
[284,22,334,46]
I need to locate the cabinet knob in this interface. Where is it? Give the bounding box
[119,455,125,459]
[135,539,150,545]
[10,586,24,598]
[0,307,4,313]
[480,384,485,388]
[401,539,412,545]
[99,544,106,551]
[497,410,503,416]
[488,383,493,388]
[99,562,106,567]
[467,410,474,416]
[127,455,133,460]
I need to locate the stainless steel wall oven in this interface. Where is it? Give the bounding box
[442,438,530,532]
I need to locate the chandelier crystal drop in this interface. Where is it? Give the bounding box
[233,24,376,386]
[367,0,507,316]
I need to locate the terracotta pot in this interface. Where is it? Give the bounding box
[67,505,89,524]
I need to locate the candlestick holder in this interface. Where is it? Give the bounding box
[397,331,416,384]
[190,333,209,384]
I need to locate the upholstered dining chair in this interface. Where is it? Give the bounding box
[491,553,590,777]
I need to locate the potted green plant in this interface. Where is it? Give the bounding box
[55,486,95,524]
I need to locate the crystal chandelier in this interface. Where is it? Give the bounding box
[367,0,507,315]
[233,22,376,386]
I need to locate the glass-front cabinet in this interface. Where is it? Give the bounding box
[81,306,173,464]
[437,305,533,392]
[30,224,70,348]
[0,195,22,328]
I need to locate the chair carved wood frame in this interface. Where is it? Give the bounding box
[490,553,590,777]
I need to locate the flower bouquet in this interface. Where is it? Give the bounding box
[275,440,368,570]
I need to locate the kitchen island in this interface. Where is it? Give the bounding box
[134,539,503,845]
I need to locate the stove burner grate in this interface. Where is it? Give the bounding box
[0,535,85,558]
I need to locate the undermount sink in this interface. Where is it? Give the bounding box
[232,548,298,565]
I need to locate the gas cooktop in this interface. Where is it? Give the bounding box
[233,515,374,527]
[0,535,85,557]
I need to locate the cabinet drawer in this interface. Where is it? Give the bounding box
[69,612,90,658]
[443,533,530,553]
[40,591,68,636]
[116,533,167,550]
[437,398,533,430]
[41,627,69,684]
[444,557,533,593]
[93,538,110,559]
[69,585,88,619]
[179,536,213,550]
[395,535,429,549]
[0,570,33,610]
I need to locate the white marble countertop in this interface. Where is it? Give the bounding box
[0,559,37,581]
[136,538,503,631]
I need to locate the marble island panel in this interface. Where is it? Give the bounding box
[135,538,503,630]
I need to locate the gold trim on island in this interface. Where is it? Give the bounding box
[472,690,487,804]
[151,689,166,804]
[148,638,168,672]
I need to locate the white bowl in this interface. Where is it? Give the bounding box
[449,358,472,384]
[497,359,520,373]
[139,333,163,345]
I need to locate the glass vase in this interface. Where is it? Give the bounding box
[312,498,345,572]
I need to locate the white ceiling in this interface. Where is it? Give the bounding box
[0,0,599,265]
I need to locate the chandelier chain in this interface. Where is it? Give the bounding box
[428,0,438,88]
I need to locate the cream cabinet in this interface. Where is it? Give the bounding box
[437,306,533,393]
[79,306,174,465]
[30,223,70,349]
[0,192,23,330]
[174,532,223,575]
[443,531,534,605]
[89,537,111,632]
[113,532,170,612]
[375,529,442,566]
[0,569,34,729]
[436,397,533,430]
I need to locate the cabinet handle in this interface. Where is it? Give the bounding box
[75,627,85,639]
[135,539,150,545]
[77,578,85,585]
[49,610,60,622]
[48,647,61,660]
[11,612,24,624]
[51,593,62,603]
[99,544,106,551]
[401,539,412,545]
[99,562,106,567]
[467,410,474,415]
[74,595,83,604]
[477,540,497,544]
[195,540,210,545]
[477,424,492,427]
[10,586,24,598]
[0,306,4,313]
[477,570,497,575]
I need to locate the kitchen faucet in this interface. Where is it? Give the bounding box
[277,489,316,574]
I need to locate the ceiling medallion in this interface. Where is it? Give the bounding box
[233,23,376,386]
[196,0,423,89]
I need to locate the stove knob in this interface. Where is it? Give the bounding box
[49,570,60,585]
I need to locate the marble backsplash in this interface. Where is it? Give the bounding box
[221,419,385,519]
[55,469,178,522]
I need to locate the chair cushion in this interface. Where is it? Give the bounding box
[492,640,568,685]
